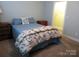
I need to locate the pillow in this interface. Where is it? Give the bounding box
[12,18,22,25]
[21,17,29,24]
[27,16,36,23]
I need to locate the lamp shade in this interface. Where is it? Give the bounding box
[0,8,2,14]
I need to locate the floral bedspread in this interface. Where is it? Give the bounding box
[15,26,61,55]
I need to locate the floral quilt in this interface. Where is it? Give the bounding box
[15,26,61,55]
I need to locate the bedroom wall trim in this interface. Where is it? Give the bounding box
[64,34,79,43]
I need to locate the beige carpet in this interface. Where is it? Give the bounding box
[0,36,79,57]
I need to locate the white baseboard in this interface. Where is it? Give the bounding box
[64,34,79,43]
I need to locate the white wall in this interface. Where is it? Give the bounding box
[0,1,44,23]
[64,1,79,40]
[43,1,54,25]
[0,1,54,25]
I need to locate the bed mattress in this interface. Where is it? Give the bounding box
[12,23,42,39]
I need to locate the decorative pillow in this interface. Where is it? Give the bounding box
[27,16,36,23]
[12,18,22,25]
[21,17,29,24]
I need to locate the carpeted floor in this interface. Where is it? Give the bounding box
[0,36,79,57]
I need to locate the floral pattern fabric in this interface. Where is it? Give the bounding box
[15,26,61,55]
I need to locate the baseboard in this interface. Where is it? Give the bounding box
[64,34,79,43]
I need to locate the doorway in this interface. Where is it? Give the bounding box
[52,2,67,33]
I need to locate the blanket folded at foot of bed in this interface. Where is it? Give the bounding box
[15,26,61,55]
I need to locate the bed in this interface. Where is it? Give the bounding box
[12,23,42,39]
[12,18,61,56]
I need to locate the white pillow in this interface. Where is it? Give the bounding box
[27,16,36,23]
[21,17,29,24]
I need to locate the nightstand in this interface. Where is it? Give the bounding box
[37,20,48,26]
[0,22,12,40]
